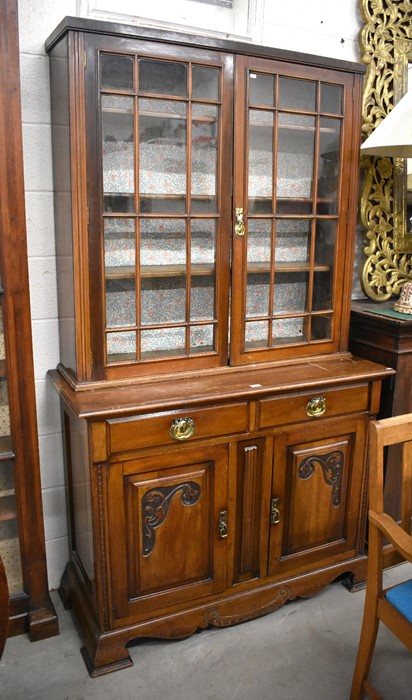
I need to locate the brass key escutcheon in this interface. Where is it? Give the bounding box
[235,207,246,237]
[218,510,228,538]
[271,497,281,525]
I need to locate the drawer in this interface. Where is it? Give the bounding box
[107,402,248,453]
[258,384,370,430]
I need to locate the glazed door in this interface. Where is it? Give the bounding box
[84,34,233,381]
[268,416,367,577]
[231,56,358,365]
[107,444,229,623]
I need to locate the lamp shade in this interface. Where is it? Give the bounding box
[360,89,412,158]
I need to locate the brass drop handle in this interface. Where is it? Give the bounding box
[170,417,195,440]
[235,207,246,237]
[306,396,326,418]
[271,497,281,525]
[218,510,228,538]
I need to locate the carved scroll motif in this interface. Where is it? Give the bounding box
[142,481,201,556]
[298,450,344,506]
[359,0,412,299]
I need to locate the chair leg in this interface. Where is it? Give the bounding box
[350,608,380,700]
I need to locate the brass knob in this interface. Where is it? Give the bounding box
[170,417,195,440]
[306,396,326,418]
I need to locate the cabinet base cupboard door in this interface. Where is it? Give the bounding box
[46,17,394,676]
[108,446,230,622]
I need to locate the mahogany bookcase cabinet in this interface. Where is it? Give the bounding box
[46,17,393,676]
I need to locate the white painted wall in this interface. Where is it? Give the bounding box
[18,0,363,590]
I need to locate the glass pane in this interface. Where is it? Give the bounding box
[321,84,343,115]
[0,519,22,595]
[139,99,187,214]
[106,331,136,362]
[102,95,135,213]
[0,380,10,439]
[318,118,341,214]
[276,113,315,214]
[0,460,23,595]
[246,272,270,318]
[278,77,317,111]
[192,104,218,213]
[315,220,336,268]
[106,278,136,328]
[245,321,268,349]
[190,324,215,353]
[312,271,333,311]
[104,218,135,271]
[139,59,187,96]
[141,327,186,358]
[0,460,14,495]
[247,219,272,269]
[140,218,186,269]
[275,219,311,264]
[191,277,214,321]
[249,73,275,107]
[140,218,186,326]
[311,315,332,340]
[272,317,306,344]
[141,277,186,325]
[273,272,308,314]
[0,296,21,594]
[101,54,134,91]
[192,66,220,100]
[191,219,215,265]
[249,110,273,215]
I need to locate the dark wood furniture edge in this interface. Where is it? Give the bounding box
[0,0,58,640]
[49,356,394,419]
[60,552,368,677]
[45,15,366,74]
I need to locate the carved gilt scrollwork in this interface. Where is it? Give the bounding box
[298,450,344,506]
[360,0,412,299]
[142,481,201,556]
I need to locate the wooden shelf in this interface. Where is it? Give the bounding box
[248,261,330,274]
[105,261,330,281]
[250,119,338,134]
[105,263,215,280]
[103,106,217,123]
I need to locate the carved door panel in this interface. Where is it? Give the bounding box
[107,444,229,622]
[268,416,367,577]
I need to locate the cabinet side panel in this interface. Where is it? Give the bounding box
[65,411,94,584]
[49,37,76,376]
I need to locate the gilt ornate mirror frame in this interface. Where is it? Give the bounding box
[359,0,412,300]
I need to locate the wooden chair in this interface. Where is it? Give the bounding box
[0,552,9,659]
[351,413,412,700]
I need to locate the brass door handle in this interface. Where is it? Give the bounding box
[218,510,228,538]
[271,497,281,525]
[306,396,326,418]
[235,207,246,237]
[170,417,195,440]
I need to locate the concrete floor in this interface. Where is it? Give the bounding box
[1,564,412,700]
